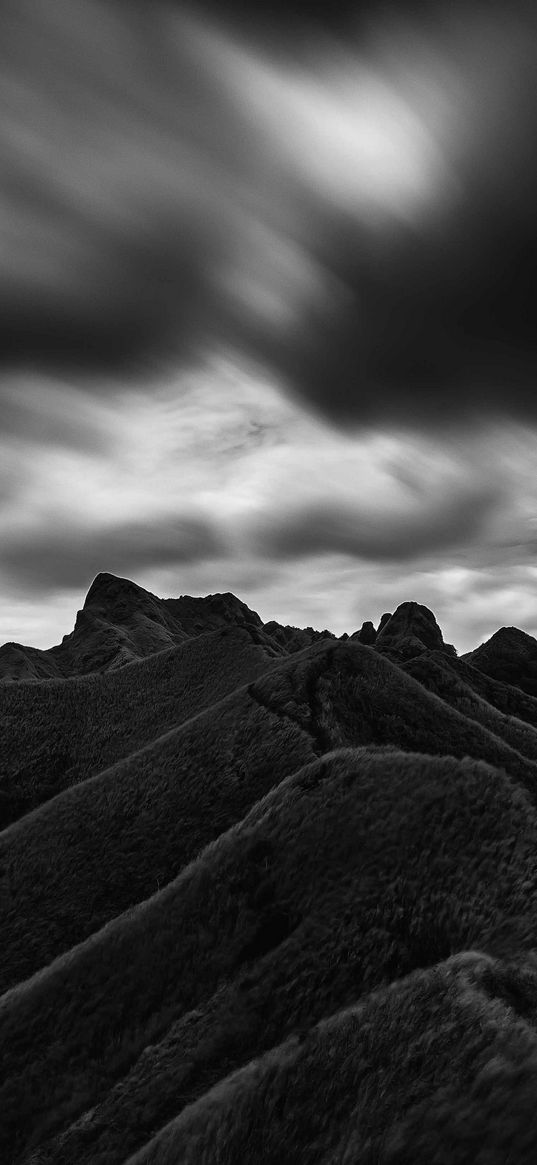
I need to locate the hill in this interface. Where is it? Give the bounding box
[4,575,537,1162]
[0,626,277,828]
[0,572,332,683]
[462,626,537,697]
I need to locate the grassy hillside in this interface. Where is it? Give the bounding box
[0,673,315,993]
[5,581,537,1163]
[4,638,537,995]
[127,951,537,1165]
[3,748,537,1161]
[419,649,537,729]
[463,626,537,697]
[0,626,275,827]
[403,653,537,761]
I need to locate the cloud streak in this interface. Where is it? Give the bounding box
[1,515,224,594]
[0,367,523,604]
[252,481,501,563]
[1,2,537,428]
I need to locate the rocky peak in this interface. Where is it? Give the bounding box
[83,573,159,616]
[376,601,448,656]
[351,620,376,645]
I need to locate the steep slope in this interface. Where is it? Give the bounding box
[0,573,325,684]
[3,748,537,1163]
[0,642,64,682]
[376,600,456,660]
[6,579,537,1163]
[403,652,537,761]
[428,649,537,729]
[0,573,279,682]
[4,637,537,994]
[0,666,315,993]
[463,626,537,697]
[0,573,185,680]
[0,625,276,828]
[127,952,537,1165]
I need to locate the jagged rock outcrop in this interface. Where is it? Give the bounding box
[0,574,270,680]
[0,574,332,680]
[263,620,334,654]
[351,620,376,645]
[376,601,455,660]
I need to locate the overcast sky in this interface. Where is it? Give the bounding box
[2,0,537,653]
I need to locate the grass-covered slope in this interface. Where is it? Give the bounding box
[0,671,315,993]
[4,637,537,995]
[127,951,537,1165]
[0,625,275,828]
[6,581,537,1163]
[0,572,316,684]
[463,626,537,697]
[414,649,537,729]
[403,652,537,761]
[3,747,537,1162]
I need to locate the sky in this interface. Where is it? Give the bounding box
[2,0,537,653]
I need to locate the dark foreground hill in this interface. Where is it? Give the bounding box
[3,577,537,1163]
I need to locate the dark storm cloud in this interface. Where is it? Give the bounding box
[261,204,537,428]
[1,515,224,593]
[255,479,500,562]
[2,0,537,428]
[238,6,537,427]
[0,226,220,377]
[0,0,240,377]
[192,0,434,39]
[191,0,365,37]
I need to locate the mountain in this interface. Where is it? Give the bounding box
[3,574,537,1163]
[375,599,457,659]
[462,625,537,697]
[0,573,280,681]
[0,572,337,684]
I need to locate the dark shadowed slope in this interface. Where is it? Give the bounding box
[0,572,329,683]
[376,600,456,659]
[0,625,277,828]
[0,572,278,681]
[0,665,315,993]
[4,747,537,1164]
[4,637,537,994]
[5,578,537,1163]
[421,649,537,729]
[463,626,537,697]
[127,951,537,1165]
[402,653,537,762]
[0,574,187,679]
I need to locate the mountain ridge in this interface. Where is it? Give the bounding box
[3,572,533,683]
[4,573,537,1162]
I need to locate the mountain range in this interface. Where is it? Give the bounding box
[3,573,537,1162]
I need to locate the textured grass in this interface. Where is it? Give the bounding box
[6,593,537,1164]
[0,626,274,826]
[127,952,537,1165]
[4,747,537,1161]
[0,677,314,993]
[403,653,537,760]
[4,639,537,995]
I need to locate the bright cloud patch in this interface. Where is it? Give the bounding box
[2,359,537,650]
